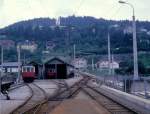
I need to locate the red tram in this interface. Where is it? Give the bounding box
[47,69,57,79]
[22,65,36,83]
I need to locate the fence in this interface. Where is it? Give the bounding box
[84,71,150,99]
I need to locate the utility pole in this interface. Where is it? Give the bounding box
[16,45,21,83]
[108,32,111,75]
[92,58,94,71]
[119,0,139,79]
[111,53,114,75]
[0,46,3,94]
[73,44,76,61]
[132,14,139,79]
[23,53,26,65]
[73,44,76,76]
[66,26,70,56]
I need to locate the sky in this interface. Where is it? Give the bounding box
[0,0,150,28]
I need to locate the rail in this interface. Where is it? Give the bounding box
[81,72,150,114]
[11,83,48,114]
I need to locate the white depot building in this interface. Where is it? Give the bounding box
[72,58,87,69]
[97,61,119,69]
[0,62,21,73]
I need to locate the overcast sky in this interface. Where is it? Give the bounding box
[0,0,150,28]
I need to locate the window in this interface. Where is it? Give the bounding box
[27,67,30,72]
[31,67,34,72]
[23,67,26,72]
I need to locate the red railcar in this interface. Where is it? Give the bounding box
[22,65,35,83]
[46,69,57,79]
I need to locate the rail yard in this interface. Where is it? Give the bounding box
[1,74,150,114]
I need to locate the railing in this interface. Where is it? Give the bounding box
[82,72,150,99]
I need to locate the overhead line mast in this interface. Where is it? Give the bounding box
[0,46,3,94]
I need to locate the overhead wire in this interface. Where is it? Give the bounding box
[109,6,122,20]
[27,0,34,18]
[73,0,85,16]
[73,0,123,22]
[110,0,130,19]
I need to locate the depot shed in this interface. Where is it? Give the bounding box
[44,57,73,79]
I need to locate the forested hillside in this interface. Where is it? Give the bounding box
[0,16,150,54]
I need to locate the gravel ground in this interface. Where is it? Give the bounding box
[50,99,110,114]
[65,77,83,87]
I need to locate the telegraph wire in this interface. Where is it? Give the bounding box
[109,6,122,20]
[73,0,85,16]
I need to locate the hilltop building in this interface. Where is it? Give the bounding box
[97,61,119,69]
[18,40,37,52]
[72,58,87,69]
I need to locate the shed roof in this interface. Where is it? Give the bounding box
[28,61,42,66]
[45,57,74,68]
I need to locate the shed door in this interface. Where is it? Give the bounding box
[57,64,67,79]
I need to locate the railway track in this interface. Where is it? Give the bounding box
[9,83,25,91]
[38,77,89,114]
[9,77,139,114]
[11,83,48,114]
[82,84,138,114]
[10,78,88,114]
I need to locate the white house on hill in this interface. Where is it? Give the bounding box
[97,61,119,69]
[72,58,87,69]
[18,40,37,52]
